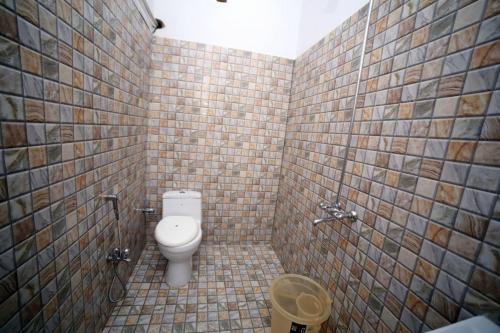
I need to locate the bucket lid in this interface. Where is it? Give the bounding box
[270,274,332,326]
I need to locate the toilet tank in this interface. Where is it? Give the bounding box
[162,190,202,221]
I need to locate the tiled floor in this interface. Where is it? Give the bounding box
[103,243,285,333]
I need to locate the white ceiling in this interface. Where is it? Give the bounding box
[147,0,367,59]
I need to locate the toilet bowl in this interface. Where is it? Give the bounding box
[155,191,202,287]
[155,216,202,287]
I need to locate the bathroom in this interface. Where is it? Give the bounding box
[0,0,499,331]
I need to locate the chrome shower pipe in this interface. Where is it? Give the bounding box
[335,0,374,206]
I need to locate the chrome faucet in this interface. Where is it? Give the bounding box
[107,247,131,263]
[313,202,358,225]
[313,216,337,225]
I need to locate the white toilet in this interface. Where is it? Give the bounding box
[155,190,202,287]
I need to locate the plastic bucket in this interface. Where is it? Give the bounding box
[270,274,332,333]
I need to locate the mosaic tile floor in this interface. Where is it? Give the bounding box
[103,243,285,333]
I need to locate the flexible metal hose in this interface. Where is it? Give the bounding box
[108,261,127,303]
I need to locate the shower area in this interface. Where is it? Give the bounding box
[0,0,499,332]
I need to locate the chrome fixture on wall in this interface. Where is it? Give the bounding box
[313,0,374,226]
[135,208,156,214]
[101,193,131,303]
[107,247,131,303]
[334,0,373,208]
[136,208,155,228]
[313,202,358,225]
[102,194,120,221]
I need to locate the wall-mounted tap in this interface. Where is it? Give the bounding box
[135,208,155,214]
[101,194,119,220]
[107,246,131,303]
[313,216,337,225]
[313,202,357,225]
[107,247,131,263]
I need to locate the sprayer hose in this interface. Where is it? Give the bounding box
[108,261,127,303]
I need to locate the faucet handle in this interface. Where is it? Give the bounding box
[314,202,358,226]
[320,202,341,208]
[121,248,131,262]
[319,202,335,210]
[107,247,121,262]
[347,210,358,222]
[319,202,342,214]
[319,202,329,209]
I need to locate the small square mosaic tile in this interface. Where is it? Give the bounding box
[103,243,285,333]
[274,0,500,332]
[1,0,499,332]
[145,37,294,243]
[0,0,152,331]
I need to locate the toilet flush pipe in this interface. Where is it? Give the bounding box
[335,0,374,206]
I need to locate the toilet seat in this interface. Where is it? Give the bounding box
[155,216,200,247]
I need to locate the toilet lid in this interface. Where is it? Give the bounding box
[155,216,200,247]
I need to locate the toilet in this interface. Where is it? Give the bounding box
[155,190,202,287]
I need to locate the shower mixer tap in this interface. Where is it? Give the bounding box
[107,246,130,303]
[108,247,131,263]
[313,202,358,225]
[100,193,129,304]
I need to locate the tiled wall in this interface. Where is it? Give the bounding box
[146,38,293,243]
[273,3,370,273]
[2,0,499,331]
[0,0,152,331]
[274,0,500,332]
